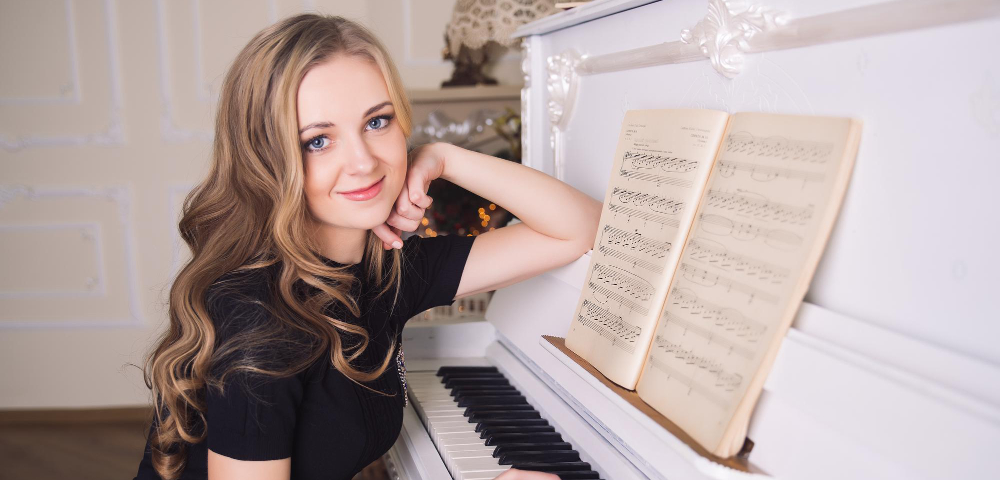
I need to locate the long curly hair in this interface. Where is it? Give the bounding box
[141,14,414,479]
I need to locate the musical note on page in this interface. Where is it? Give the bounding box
[598,225,671,274]
[577,299,642,354]
[723,131,834,163]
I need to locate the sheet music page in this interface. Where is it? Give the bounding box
[635,112,861,456]
[565,109,730,389]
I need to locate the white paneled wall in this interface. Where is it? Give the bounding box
[0,0,524,409]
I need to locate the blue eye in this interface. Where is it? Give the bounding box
[303,135,329,153]
[367,114,394,131]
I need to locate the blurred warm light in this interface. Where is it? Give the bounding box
[421,217,429,226]
[489,203,496,210]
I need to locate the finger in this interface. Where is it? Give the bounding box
[395,187,428,223]
[410,193,432,209]
[371,223,402,249]
[386,210,421,232]
[382,225,402,250]
[407,167,434,209]
[395,199,425,223]
[393,183,424,221]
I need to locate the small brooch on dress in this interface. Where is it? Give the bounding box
[396,346,408,407]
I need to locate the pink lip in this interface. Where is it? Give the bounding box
[338,176,384,201]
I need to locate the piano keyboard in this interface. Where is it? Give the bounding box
[408,366,604,480]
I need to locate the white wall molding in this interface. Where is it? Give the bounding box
[401,0,450,68]
[679,0,788,79]
[519,39,532,171]
[0,0,125,151]
[0,0,81,105]
[0,222,106,299]
[0,185,144,330]
[158,0,314,142]
[545,49,583,181]
[155,0,213,142]
[569,0,1000,78]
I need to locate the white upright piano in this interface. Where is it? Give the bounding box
[384,0,1000,478]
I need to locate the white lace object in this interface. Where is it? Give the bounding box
[446,0,558,56]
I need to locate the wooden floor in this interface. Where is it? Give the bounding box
[0,420,150,480]
[0,408,389,480]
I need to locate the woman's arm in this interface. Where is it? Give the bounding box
[208,450,290,479]
[411,142,602,299]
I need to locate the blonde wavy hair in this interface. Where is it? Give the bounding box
[141,14,414,480]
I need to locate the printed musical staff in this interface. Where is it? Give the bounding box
[653,335,744,392]
[598,245,663,274]
[623,150,701,173]
[698,214,804,251]
[686,238,789,285]
[723,132,834,163]
[589,263,654,313]
[578,299,642,354]
[716,160,826,183]
[609,203,681,228]
[602,225,672,259]
[668,288,768,343]
[646,355,731,410]
[598,225,671,274]
[704,189,814,225]
[662,311,754,359]
[618,167,695,188]
[612,187,686,215]
[678,263,779,304]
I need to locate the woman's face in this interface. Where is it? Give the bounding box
[297,54,407,233]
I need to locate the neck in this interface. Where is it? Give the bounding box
[310,221,367,265]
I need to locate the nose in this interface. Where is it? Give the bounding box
[342,133,377,176]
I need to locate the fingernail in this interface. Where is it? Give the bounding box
[392,241,402,249]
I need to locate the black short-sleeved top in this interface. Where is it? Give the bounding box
[133,234,476,480]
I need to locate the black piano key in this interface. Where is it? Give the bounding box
[544,472,600,480]
[469,411,542,423]
[436,366,499,376]
[485,432,562,446]
[464,405,535,417]
[451,385,519,395]
[493,442,573,457]
[475,419,549,432]
[511,462,592,472]
[445,377,510,388]
[441,372,506,383]
[480,425,556,439]
[500,450,581,465]
[458,395,529,407]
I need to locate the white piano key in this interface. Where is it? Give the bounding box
[462,469,512,480]
[440,434,486,446]
[453,456,507,473]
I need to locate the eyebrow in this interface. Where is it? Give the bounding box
[298,101,393,135]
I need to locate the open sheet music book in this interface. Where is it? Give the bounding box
[564,109,862,458]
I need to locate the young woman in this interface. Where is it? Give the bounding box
[134,13,601,480]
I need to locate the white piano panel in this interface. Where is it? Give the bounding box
[525,0,1000,380]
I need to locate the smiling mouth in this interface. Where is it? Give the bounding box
[338,176,384,194]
